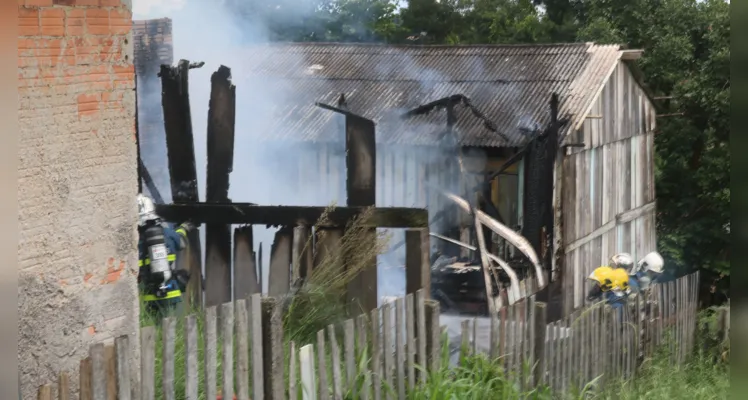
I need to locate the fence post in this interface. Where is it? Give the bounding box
[424,300,441,372]
[532,301,547,387]
[262,297,285,400]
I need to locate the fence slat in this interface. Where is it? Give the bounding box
[114,336,131,400]
[343,318,355,393]
[205,306,218,400]
[415,289,426,383]
[221,302,235,400]
[90,343,106,400]
[405,294,415,390]
[371,307,382,400]
[382,303,394,400]
[356,313,369,400]
[104,345,116,400]
[185,316,198,400]
[395,298,406,400]
[328,324,343,400]
[57,372,70,400]
[300,344,317,400]
[250,294,264,400]
[236,299,250,400]
[161,317,176,400]
[140,326,155,400]
[289,341,298,400]
[37,384,52,400]
[317,329,330,400]
[261,296,285,400]
[531,301,546,387]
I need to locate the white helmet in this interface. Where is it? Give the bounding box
[137,193,158,226]
[610,253,635,273]
[637,251,665,274]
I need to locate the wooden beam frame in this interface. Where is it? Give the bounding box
[154,203,428,228]
[564,201,656,253]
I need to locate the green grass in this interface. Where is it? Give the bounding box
[139,206,729,399]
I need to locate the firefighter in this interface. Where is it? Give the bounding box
[586,266,614,302]
[137,193,195,319]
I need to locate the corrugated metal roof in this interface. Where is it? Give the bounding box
[239,43,623,147]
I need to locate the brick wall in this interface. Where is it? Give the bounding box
[17,0,139,398]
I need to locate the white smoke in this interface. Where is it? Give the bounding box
[133,0,481,302]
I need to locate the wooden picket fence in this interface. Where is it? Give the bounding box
[35,272,700,400]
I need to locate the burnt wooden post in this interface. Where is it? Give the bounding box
[345,112,377,315]
[160,59,203,307]
[292,223,313,281]
[204,65,236,308]
[257,243,263,293]
[405,228,431,296]
[522,93,561,319]
[268,227,293,296]
[314,227,343,268]
[234,226,260,299]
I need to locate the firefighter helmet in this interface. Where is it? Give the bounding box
[637,251,665,274]
[137,193,158,226]
[588,266,614,291]
[610,253,635,273]
[610,268,630,292]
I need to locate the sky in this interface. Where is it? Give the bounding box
[132,0,186,19]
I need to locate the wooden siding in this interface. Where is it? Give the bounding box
[560,61,657,315]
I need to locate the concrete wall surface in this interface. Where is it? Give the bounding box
[18,0,139,398]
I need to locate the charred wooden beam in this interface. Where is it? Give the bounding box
[160,59,201,203]
[345,112,378,314]
[234,226,260,299]
[268,227,293,296]
[154,203,428,228]
[160,59,203,307]
[314,227,343,268]
[400,94,510,142]
[204,65,236,308]
[292,224,313,281]
[405,229,431,296]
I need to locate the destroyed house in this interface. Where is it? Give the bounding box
[236,42,659,317]
[131,26,659,318]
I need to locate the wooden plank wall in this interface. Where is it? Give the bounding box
[561,62,658,315]
[292,143,463,247]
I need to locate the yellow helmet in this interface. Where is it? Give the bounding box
[588,266,614,291]
[610,268,630,291]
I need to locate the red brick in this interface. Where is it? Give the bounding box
[40,8,63,18]
[113,64,133,74]
[100,0,121,6]
[75,0,98,5]
[66,8,85,35]
[25,0,53,5]
[85,8,108,18]
[19,7,39,36]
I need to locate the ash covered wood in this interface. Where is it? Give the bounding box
[160,58,203,307]
[204,65,236,307]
